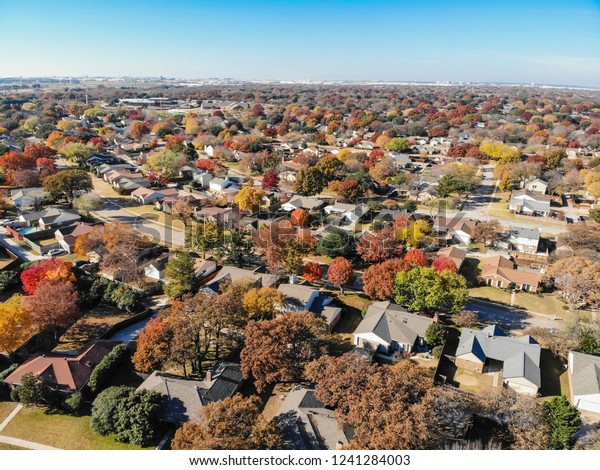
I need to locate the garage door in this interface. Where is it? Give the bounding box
[576,399,600,414]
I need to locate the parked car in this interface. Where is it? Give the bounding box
[0,218,15,226]
[47,248,66,257]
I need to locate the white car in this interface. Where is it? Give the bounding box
[47,248,66,257]
[0,218,15,226]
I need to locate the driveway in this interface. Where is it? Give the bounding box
[0,231,44,262]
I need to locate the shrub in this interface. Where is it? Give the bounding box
[425,323,447,348]
[431,345,443,358]
[63,391,86,414]
[10,387,20,402]
[453,310,479,328]
[87,344,129,392]
[0,271,19,293]
[15,373,48,405]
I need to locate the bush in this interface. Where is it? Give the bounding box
[15,373,48,405]
[0,270,19,293]
[425,323,448,348]
[63,391,86,414]
[0,363,19,400]
[10,387,20,402]
[431,345,443,358]
[87,344,129,392]
[453,310,479,328]
[112,286,142,312]
[0,363,19,381]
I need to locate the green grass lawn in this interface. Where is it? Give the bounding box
[0,401,18,424]
[333,293,373,345]
[511,292,567,317]
[469,286,512,305]
[1,407,151,450]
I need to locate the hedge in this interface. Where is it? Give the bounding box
[87,344,129,392]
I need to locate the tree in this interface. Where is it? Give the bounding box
[87,344,129,392]
[589,208,600,223]
[129,121,150,140]
[316,155,344,178]
[43,169,93,203]
[171,198,196,225]
[261,171,280,190]
[241,311,331,392]
[235,187,265,214]
[471,220,501,246]
[479,141,521,162]
[328,257,355,294]
[266,237,307,276]
[356,227,403,262]
[188,221,221,257]
[452,310,479,328]
[144,149,186,179]
[337,180,364,203]
[547,257,600,310]
[13,169,40,187]
[164,251,196,298]
[24,143,56,160]
[543,396,581,449]
[15,373,48,405]
[293,166,325,196]
[20,258,75,294]
[23,279,79,337]
[404,249,428,267]
[316,229,355,258]
[384,137,409,152]
[432,256,458,273]
[72,192,102,216]
[242,287,285,320]
[546,149,566,170]
[363,258,410,300]
[172,395,281,450]
[425,323,447,348]
[60,142,96,164]
[90,386,163,447]
[397,219,433,248]
[290,208,310,227]
[306,352,378,415]
[302,262,323,283]
[0,295,34,353]
[393,266,468,313]
[132,317,172,373]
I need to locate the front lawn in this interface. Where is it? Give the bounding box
[469,286,512,305]
[511,292,567,317]
[1,407,151,450]
[333,293,372,351]
[0,401,18,424]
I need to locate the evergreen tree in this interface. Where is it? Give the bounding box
[544,395,581,449]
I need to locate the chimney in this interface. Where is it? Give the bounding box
[290,274,297,285]
[205,370,212,382]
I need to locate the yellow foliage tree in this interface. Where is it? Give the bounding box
[479,140,521,163]
[235,187,265,214]
[242,287,285,320]
[0,295,34,353]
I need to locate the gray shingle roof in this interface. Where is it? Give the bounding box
[570,351,600,397]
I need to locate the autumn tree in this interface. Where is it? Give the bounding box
[235,187,265,214]
[172,395,281,450]
[302,262,323,283]
[293,166,325,196]
[356,227,402,263]
[242,287,285,320]
[404,249,428,267]
[72,192,102,216]
[24,143,56,160]
[547,257,600,310]
[43,169,93,203]
[23,279,79,338]
[397,219,433,248]
[144,149,186,179]
[290,208,310,227]
[20,258,75,294]
[316,154,344,178]
[132,317,172,373]
[0,295,34,353]
[363,258,410,300]
[393,266,468,314]
[471,220,501,246]
[164,251,196,298]
[59,142,96,164]
[327,256,355,294]
[432,256,458,274]
[261,171,280,190]
[336,180,364,203]
[241,311,331,392]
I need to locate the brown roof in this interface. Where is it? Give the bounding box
[437,246,466,269]
[433,216,477,235]
[481,255,541,286]
[4,339,121,393]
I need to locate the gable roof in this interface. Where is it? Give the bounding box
[204,266,277,293]
[3,340,121,392]
[354,301,434,347]
[569,351,600,397]
[436,246,466,269]
[480,255,542,286]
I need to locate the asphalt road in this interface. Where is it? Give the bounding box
[466,299,564,332]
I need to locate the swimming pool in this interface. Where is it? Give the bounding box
[18,227,38,235]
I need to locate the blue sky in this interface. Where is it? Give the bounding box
[1,0,600,86]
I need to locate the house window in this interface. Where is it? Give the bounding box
[523,284,530,291]
[496,280,502,288]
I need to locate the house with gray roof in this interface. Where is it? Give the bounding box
[10,187,49,209]
[353,301,434,355]
[324,202,370,224]
[136,362,244,424]
[277,283,342,331]
[276,386,350,450]
[281,196,325,212]
[202,265,278,294]
[508,226,541,254]
[455,325,541,395]
[568,351,600,413]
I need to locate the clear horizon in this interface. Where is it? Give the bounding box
[1,0,599,88]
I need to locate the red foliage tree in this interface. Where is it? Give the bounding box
[356,227,403,263]
[0,152,36,182]
[290,208,310,227]
[369,148,385,160]
[88,136,104,148]
[337,180,363,203]
[327,257,355,293]
[302,262,323,283]
[526,154,547,169]
[24,143,57,160]
[131,316,172,372]
[23,279,79,336]
[20,258,75,295]
[129,121,150,140]
[196,159,217,172]
[261,171,280,190]
[263,127,277,138]
[431,256,458,274]
[428,126,448,137]
[36,157,57,172]
[362,258,411,300]
[404,249,428,267]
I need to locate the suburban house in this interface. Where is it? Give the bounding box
[209,177,237,195]
[142,253,170,282]
[436,246,467,271]
[281,196,325,213]
[131,187,179,205]
[10,187,48,208]
[203,266,278,294]
[136,362,244,425]
[277,283,342,330]
[17,208,81,229]
[509,189,554,216]
[55,222,98,253]
[568,351,600,413]
[0,245,19,271]
[353,301,434,356]
[192,169,213,188]
[324,203,370,224]
[276,385,349,450]
[373,209,406,226]
[508,227,541,254]
[455,326,541,396]
[480,255,542,292]
[193,257,218,279]
[433,216,477,246]
[3,339,121,393]
[194,206,239,225]
[523,178,549,194]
